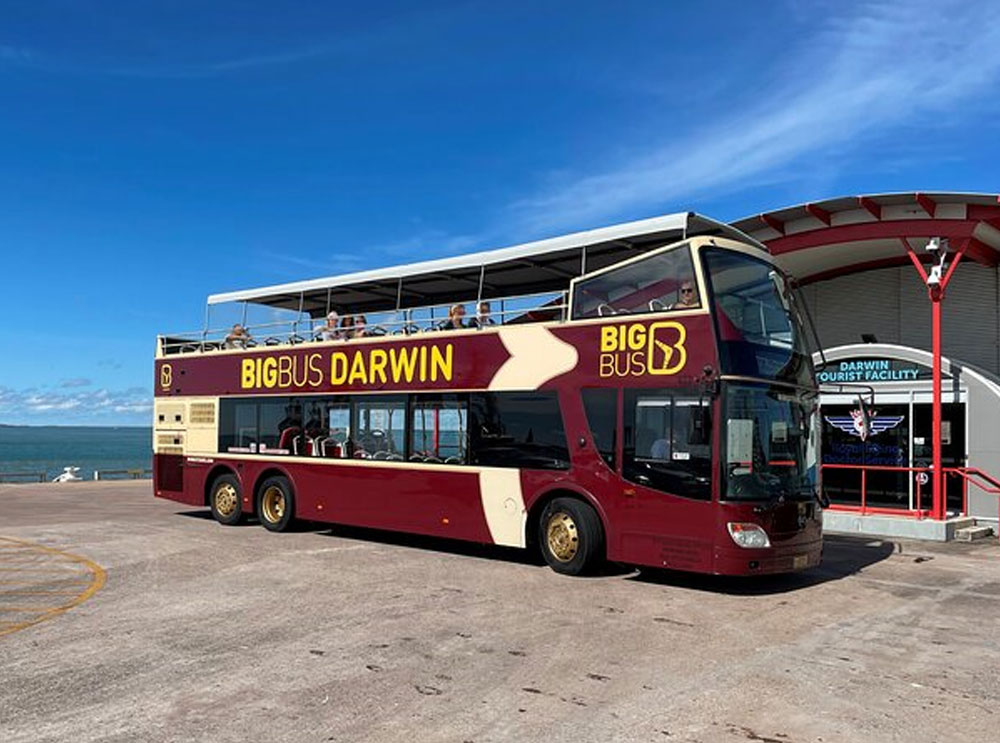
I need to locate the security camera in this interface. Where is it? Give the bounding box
[925,237,942,253]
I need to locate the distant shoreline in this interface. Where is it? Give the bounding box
[0,423,151,429]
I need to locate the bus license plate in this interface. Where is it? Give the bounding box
[793,554,808,569]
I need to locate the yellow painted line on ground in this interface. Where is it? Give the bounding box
[0,537,106,638]
[0,591,90,598]
[0,567,90,573]
[0,579,91,586]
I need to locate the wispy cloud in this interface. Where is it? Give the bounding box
[0,385,151,424]
[509,0,1000,233]
[253,249,367,279]
[60,378,92,388]
[371,231,480,262]
[0,4,473,79]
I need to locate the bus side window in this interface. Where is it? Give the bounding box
[571,244,698,319]
[353,397,406,461]
[581,388,617,470]
[469,392,570,470]
[623,388,712,500]
[323,402,351,458]
[259,398,298,455]
[218,399,257,454]
[410,395,468,464]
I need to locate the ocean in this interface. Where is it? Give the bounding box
[0,426,152,482]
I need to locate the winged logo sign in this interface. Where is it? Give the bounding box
[824,408,904,442]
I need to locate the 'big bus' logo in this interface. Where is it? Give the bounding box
[159,364,173,390]
[599,321,687,378]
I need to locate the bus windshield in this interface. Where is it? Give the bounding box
[722,382,819,502]
[703,248,813,387]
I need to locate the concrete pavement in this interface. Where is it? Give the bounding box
[1,481,999,743]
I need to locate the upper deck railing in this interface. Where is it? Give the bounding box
[159,289,569,356]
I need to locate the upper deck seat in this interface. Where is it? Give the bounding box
[278,426,301,453]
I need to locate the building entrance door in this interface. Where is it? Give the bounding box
[912,401,967,514]
[820,390,966,513]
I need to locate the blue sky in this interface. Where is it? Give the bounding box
[1,0,999,425]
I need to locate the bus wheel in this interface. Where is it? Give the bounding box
[258,476,295,533]
[539,497,604,576]
[209,474,245,526]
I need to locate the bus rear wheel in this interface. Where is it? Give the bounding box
[209,474,245,526]
[257,476,295,533]
[539,497,604,576]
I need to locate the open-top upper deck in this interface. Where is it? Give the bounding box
[158,212,764,356]
[207,212,763,313]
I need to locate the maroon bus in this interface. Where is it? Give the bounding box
[154,213,823,576]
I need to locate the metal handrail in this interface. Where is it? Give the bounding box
[159,291,570,355]
[943,467,1000,541]
[821,463,933,518]
[0,472,47,483]
[94,469,152,481]
[823,463,1000,536]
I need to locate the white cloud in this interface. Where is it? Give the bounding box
[60,377,92,388]
[0,385,152,424]
[509,0,1000,233]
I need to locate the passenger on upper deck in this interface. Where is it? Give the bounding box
[470,301,495,329]
[669,281,700,310]
[354,315,369,338]
[315,311,341,341]
[339,314,356,338]
[440,304,467,330]
[224,323,253,349]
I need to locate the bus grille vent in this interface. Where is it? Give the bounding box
[189,403,216,425]
[156,433,184,454]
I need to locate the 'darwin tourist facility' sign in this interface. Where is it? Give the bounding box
[816,357,939,384]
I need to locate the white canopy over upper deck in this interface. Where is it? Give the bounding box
[207,212,763,316]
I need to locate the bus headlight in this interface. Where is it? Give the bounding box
[727,522,771,549]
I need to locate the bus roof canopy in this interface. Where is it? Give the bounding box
[208,212,761,316]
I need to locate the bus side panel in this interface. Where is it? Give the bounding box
[212,460,492,544]
[298,463,495,542]
[153,453,203,506]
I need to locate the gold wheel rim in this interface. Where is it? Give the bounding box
[546,512,579,562]
[261,486,286,524]
[213,483,238,518]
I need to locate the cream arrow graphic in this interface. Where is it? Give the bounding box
[489,325,579,391]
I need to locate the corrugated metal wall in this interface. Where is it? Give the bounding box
[804,265,1000,375]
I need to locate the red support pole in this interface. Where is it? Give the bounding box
[932,295,944,520]
[433,407,440,456]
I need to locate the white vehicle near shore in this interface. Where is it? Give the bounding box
[52,467,83,483]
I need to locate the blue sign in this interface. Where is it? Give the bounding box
[817,357,933,384]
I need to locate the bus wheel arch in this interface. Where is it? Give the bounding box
[206,467,245,525]
[526,488,607,575]
[254,469,297,532]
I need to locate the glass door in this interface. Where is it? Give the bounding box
[912,401,967,514]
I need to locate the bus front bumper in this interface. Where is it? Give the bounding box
[712,537,823,576]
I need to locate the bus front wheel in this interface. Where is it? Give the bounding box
[209,474,245,526]
[257,476,295,533]
[538,497,604,576]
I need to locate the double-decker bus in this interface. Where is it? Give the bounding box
[154,212,822,576]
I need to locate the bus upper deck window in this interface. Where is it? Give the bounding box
[571,244,698,319]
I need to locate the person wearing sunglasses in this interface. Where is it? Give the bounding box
[670,281,700,310]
